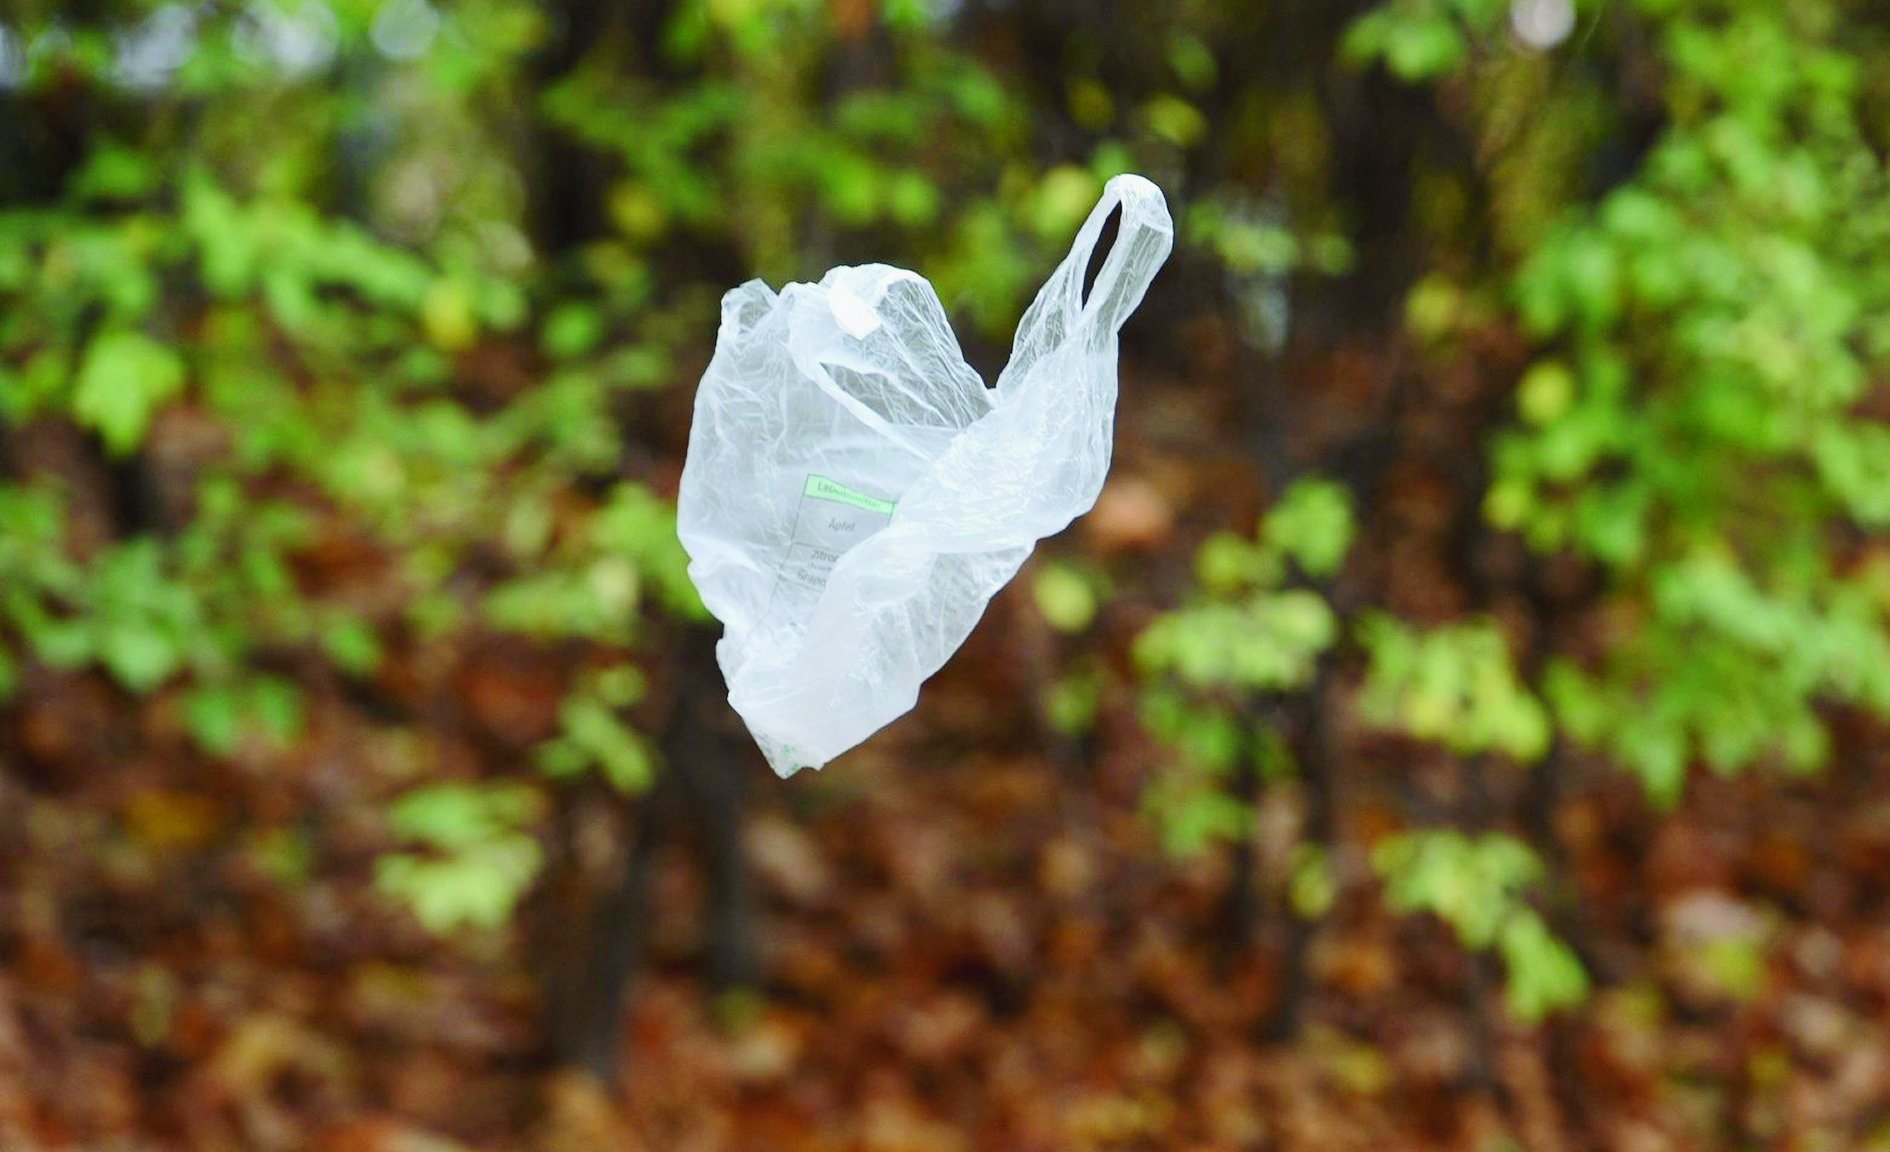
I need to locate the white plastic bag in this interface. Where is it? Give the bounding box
[677,173,1172,777]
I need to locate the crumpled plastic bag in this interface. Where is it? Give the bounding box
[677,173,1172,777]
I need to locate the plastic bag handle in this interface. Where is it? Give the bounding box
[1070,174,1174,336]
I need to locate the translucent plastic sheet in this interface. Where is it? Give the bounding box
[677,174,1172,776]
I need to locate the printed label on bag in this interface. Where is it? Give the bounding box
[761,475,898,628]
[803,474,898,516]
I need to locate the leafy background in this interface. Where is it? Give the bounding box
[5,0,1890,1149]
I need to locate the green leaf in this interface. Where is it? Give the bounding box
[321,617,384,676]
[1033,562,1098,633]
[885,170,941,228]
[72,145,160,201]
[1356,616,1550,761]
[421,280,479,350]
[73,331,186,455]
[101,625,181,693]
[249,675,304,745]
[541,302,604,360]
[1376,830,1586,1018]
[1516,361,1577,426]
[1193,532,1277,595]
[1288,844,1336,919]
[546,696,656,793]
[186,685,243,758]
[1499,911,1590,1021]
[1263,479,1356,579]
[375,835,543,934]
[389,782,542,851]
[1167,32,1218,93]
[1344,8,1468,81]
[1029,166,1102,240]
[376,781,547,932]
[1141,95,1208,147]
[1044,670,1101,736]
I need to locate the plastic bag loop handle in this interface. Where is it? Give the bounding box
[1072,174,1174,335]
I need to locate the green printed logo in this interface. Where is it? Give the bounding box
[804,474,896,516]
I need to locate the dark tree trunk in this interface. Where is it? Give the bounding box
[669,628,761,996]
[1264,661,1335,1041]
[544,624,756,1083]
[1219,694,1268,965]
[546,777,668,1082]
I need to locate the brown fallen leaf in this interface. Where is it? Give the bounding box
[1084,476,1175,554]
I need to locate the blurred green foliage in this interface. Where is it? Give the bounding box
[1349,0,1890,808]
[1373,830,1588,1021]
[377,781,547,933]
[1356,615,1550,764]
[1134,0,1890,1020]
[1135,478,1352,858]
[1474,1,1890,806]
